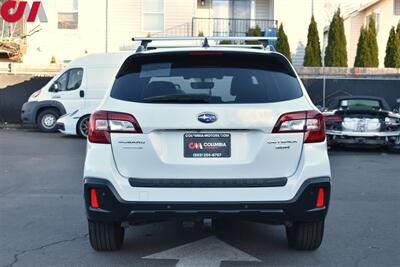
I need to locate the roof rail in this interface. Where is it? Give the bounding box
[132,36,277,52]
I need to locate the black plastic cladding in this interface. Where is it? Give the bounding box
[83,177,331,223]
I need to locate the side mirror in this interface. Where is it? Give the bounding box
[50,82,60,92]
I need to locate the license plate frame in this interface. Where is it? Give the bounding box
[184,133,231,158]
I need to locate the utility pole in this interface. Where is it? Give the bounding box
[322,27,327,109]
[105,0,109,53]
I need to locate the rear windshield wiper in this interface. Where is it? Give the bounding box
[142,94,210,103]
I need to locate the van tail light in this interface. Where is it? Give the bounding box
[272,110,326,143]
[325,115,342,122]
[88,111,142,144]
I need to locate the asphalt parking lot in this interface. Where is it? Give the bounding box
[0,129,399,267]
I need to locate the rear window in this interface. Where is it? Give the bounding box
[340,99,381,109]
[110,51,303,104]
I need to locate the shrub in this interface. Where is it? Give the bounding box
[324,9,348,67]
[246,25,262,45]
[304,16,322,67]
[275,23,291,62]
[354,26,368,67]
[384,27,396,68]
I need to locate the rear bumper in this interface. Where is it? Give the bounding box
[84,177,331,224]
[327,131,399,146]
[56,122,65,131]
[327,130,400,137]
[56,114,78,135]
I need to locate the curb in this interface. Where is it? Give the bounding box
[0,123,36,130]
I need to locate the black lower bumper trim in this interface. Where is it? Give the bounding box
[84,177,331,224]
[56,122,65,131]
[129,177,287,188]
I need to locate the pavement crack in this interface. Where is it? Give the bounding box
[5,233,88,267]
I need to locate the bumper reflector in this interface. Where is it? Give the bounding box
[316,188,325,208]
[90,188,99,209]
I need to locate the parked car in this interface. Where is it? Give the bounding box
[57,107,92,138]
[21,52,131,134]
[324,96,400,148]
[83,37,331,251]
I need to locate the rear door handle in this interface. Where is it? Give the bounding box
[79,90,85,98]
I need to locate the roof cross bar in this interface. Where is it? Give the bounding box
[132,36,277,52]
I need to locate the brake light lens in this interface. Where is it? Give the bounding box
[325,115,342,122]
[90,188,99,209]
[272,110,326,143]
[88,111,142,144]
[316,188,325,208]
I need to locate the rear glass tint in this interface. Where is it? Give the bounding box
[110,51,303,104]
[340,99,381,109]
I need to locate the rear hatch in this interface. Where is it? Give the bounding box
[104,51,314,179]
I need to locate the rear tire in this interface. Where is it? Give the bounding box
[77,115,90,138]
[286,220,324,250]
[88,220,125,251]
[37,109,60,132]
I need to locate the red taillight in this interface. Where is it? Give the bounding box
[325,115,342,122]
[90,188,99,209]
[88,111,142,144]
[316,188,325,208]
[272,110,326,143]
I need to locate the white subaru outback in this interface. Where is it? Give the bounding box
[84,37,331,251]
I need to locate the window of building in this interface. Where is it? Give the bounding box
[58,0,78,29]
[395,0,400,16]
[143,0,164,32]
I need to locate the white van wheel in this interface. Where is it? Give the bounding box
[37,109,60,132]
[77,115,90,138]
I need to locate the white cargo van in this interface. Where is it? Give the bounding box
[21,52,131,135]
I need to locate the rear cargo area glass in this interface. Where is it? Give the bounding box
[111,51,303,104]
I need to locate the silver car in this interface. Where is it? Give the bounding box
[323,96,400,148]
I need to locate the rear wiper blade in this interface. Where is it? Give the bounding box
[142,94,210,103]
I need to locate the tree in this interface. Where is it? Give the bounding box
[366,15,379,67]
[246,25,262,45]
[384,27,396,67]
[275,23,291,62]
[324,9,348,67]
[394,21,400,67]
[353,16,379,68]
[354,27,368,67]
[304,16,322,67]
